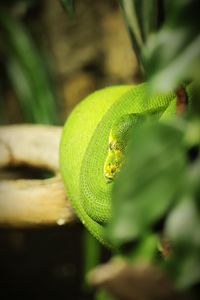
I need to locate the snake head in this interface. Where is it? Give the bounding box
[104,113,145,183]
[104,139,123,183]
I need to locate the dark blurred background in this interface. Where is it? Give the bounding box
[0,0,140,125]
[0,0,139,299]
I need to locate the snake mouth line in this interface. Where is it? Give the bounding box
[104,174,113,184]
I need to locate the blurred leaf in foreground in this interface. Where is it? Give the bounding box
[106,120,186,247]
[165,196,200,289]
[164,147,200,289]
[142,0,200,91]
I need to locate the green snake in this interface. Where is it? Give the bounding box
[60,82,193,248]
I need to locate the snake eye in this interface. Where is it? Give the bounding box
[109,141,117,150]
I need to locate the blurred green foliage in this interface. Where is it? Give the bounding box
[142,0,200,91]
[108,121,186,246]
[0,5,58,124]
[105,0,200,295]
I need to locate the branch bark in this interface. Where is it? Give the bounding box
[88,260,187,300]
[0,124,76,227]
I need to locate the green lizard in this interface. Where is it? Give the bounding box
[60,82,193,248]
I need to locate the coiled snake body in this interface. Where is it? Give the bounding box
[60,83,192,248]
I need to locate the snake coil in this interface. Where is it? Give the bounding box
[60,82,192,247]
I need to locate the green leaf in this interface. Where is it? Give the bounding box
[142,0,200,91]
[165,197,200,248]
[176,252,200,289]
[0,12,58,124]
[120,0,144,47]
[107,121,186,247]
[165,237,200,289]
[60,0,75,18]
[140,0,160,39]
[119,0,162,65]
[130,233,158,262]
[96,289,116,300]
[163,154,200,288]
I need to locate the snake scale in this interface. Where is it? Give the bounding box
[60,82,193,248]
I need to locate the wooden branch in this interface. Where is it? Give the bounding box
[0,124,62,171]
[88,260,187,300]
[0,125,77,227]
[0,176,76,227]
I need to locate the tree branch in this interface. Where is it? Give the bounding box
[0,125,77,227]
